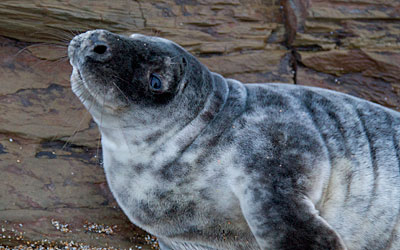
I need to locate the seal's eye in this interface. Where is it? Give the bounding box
[149,73,162,91]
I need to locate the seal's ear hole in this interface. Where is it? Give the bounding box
[179,57,187,78]
[181,57,187,67]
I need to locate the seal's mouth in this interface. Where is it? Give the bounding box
[74,69,90,94]
[72,67,86,90]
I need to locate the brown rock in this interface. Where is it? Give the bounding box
[0,134,154,249]
[285,0,400,49]
[284,0,400,110]
[0,0,285,55]
[297,49,400,109]
[200,49,293,83]
[0,37,98,146]
[297,70,400,110]
[0,208,151,249]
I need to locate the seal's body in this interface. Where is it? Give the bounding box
[68,30,400,250]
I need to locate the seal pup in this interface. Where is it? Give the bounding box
[68,29,400,250]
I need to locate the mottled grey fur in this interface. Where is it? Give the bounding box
[68,30,400,250]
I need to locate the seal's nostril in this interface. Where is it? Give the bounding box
[93,44,108,54]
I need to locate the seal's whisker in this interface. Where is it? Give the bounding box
[169,55,181,60]
[30,58,55,70]
[49,29,79,43]
[61,88,99,151]
[109,73,131,84]
[48,83,93,145]
[50,31,73,41]
[106,74,157,117]
[97,73,136,107]
[66,29,84,38]
[13,44,40,60]
[96,86,107,164]
[109,80,132,104]
[117,113,136,163]
[94,72,127,101]
[29,31,72,45]
[14,48,62,69]
[49,103,88,145]
[14,43,68,58]
[54,56,69,63]
[49,56,70,68]
[75,91,92,104]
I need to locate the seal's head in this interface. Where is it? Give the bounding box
[68,30,209,127]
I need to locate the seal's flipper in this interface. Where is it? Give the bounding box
[240,192,347,250]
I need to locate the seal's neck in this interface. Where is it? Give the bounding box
[152,71,230,163]
[99,69,230,168]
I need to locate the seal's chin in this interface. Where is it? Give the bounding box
[70,68,85,98]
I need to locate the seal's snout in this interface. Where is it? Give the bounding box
[68,29,114,66]
[83,31,112,63]
[69,29,191,109]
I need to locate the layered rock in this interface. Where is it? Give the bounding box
[284,0,400,109]
[0,0,399,249]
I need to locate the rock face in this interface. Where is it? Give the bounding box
[284,0,400,109]
[0,0,399,249]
